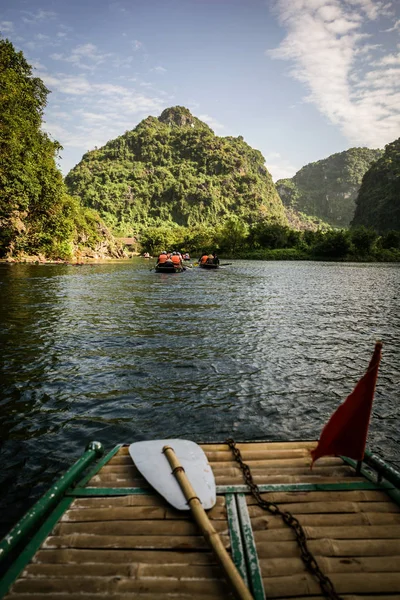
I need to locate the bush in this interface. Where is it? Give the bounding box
[379,230,400,250]
[350,226,378,254]
[312,230,352,258]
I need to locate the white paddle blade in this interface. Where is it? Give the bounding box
[129,439,216,510]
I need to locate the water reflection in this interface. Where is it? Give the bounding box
[0,259,399,535]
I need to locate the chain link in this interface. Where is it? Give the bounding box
[225,439,342,600]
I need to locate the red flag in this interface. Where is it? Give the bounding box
[311,342,382,466]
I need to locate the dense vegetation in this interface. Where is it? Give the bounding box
[276,148,383,227]
[65,107,288,235]
[139,220,400,262]
[0,38,121,260]
[352,138,400,232]
[1,39,397,263]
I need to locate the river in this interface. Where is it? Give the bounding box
[0,258,399,535]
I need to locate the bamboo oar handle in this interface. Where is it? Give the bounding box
[163,445,254,600]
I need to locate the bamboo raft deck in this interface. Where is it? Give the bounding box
[2,440,400,599]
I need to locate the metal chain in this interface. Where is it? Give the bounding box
[225,439,342,600]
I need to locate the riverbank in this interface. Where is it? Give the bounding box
[2,247,400,264]
[238,247,400,262]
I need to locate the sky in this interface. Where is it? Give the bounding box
[1,0,399,181]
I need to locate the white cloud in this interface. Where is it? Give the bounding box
[22,10,57,24]
[198,114,225,131]
[269,162,298,182]
[269,0,400,148]
[50,43,112,70]
[133,40,143,50]
[0,21,14,33]
[31,60,47,71]
[39,71,167,160]
[263,153,298,181]
[382,18,400,32]
[372,52,400,66]
[151,66,167,73]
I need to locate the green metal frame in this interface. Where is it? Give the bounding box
[65,480,395,498]
[0,441,103,565]
[236,494,265,600]
[217,480,394,494]
[74,443,122,488]
[0,497,73,599]
[225,493,248,586]
[3,440,400,599]
[341,456,400,507]
[364,449,400,488]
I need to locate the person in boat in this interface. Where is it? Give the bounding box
[157,251,168,265]
[171,252,183,268]
[183,252,190,261]
[212,252,219,265]
[199,253,209,265]
[206,254,214,264]
[143,252,151,258]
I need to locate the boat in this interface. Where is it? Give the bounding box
[199,262,219,269]
[1,438,400,599]
[154,263,184,273]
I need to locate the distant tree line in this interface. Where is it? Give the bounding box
[139,220,400,262]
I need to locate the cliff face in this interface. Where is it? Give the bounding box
[276,147,383,227]
[352,138,400,232]
[65,106,287,234]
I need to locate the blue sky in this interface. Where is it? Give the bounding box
[1,0,399,180]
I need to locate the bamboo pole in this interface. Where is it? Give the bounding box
[162,445,254,600]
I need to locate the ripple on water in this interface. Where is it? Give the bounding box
[0,259,399,535]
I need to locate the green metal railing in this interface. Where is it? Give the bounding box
[364,449,400,488]
[0,441,103,564]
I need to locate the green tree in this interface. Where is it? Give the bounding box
[350,226,378,255]
[379,230,400,250]
[216,217,249,254]
[0,38,114,259]
[312,230,352,258]
[249,222,293,249]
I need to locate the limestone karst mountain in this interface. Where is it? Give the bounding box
[65,106,288,234]
[276,148,383,228]
[352,138,400,233]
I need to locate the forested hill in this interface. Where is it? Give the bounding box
[0,38,122,261]
[352,138,400,232]
[65,106,288,234]
[276,147,383,227]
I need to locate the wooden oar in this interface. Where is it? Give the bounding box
[129,440,253,600]
[163,445,253,600]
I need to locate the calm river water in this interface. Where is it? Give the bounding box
[0,258,399,535]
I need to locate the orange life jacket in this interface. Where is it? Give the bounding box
[171,255,181,265]
[158,254,167,264]
[200,255,208,264]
